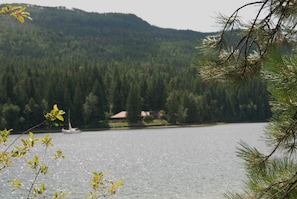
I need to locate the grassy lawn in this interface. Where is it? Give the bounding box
[108,119,168,128]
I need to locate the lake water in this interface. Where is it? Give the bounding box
[1,123,268,199]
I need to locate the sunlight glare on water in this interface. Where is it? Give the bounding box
[0,123,267,199]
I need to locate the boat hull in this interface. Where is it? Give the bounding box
[62,128,81,134]
[63,110,81,134]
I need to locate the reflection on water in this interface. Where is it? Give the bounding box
[1,123,267,199]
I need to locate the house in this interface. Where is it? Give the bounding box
[110,111,151,120]
[110,111,127,119]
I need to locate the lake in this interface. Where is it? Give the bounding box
[1,123,268,198]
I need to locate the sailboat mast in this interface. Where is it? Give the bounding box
[68,109,72,129]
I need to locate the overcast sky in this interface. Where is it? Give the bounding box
[4,0,257,32]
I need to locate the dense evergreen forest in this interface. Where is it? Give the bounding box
[0,4,271,131]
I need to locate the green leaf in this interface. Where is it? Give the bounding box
[0,129,12,144]
[44,104,65,122]
[10,179,22,188]
[41,134,54,147]
[27,155,39,169]
[40,165,48,174]
[54,149,65,160]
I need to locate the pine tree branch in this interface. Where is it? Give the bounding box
[216,0,297,80]
[265,118,297,160]
[282,175,297,198]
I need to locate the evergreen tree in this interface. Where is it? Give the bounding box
[92,78,108,121]
[2,102,20,130]
[83,92,99,127]
[72,83,84,126]
[200,1,297,198]
[182,92,199,123]
[126,85,141,124]
[166,91,179,124]
[1,71,14,103]
[139,79,149,111]
[23,97,40,128]
[111,78,123,114]
[147,75,167,111]
[120,75,130,111]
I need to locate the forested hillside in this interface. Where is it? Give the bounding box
[0,5,271,131]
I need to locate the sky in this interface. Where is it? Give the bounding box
[4,0,257,32]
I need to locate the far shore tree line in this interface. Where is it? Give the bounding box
[0,58,271,130]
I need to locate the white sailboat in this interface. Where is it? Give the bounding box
[62,110,81,134]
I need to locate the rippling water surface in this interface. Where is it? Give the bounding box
[1,123,267,198]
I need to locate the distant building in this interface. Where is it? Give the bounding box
[110,111,151,120]
[110,111,127,119]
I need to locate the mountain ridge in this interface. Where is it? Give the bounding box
[0,4,212,62]
[23,4,210,33]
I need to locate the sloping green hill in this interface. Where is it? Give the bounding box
[0,4,208,62]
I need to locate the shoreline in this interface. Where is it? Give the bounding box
[13,123,219,134]
[13,121,268,134]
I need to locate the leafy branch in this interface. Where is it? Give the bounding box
[0,4,32,23]
[87,172,124,199]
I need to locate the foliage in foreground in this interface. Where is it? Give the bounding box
[0,104,123,198]
[0,4,32,23]
[200,0,297,198]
